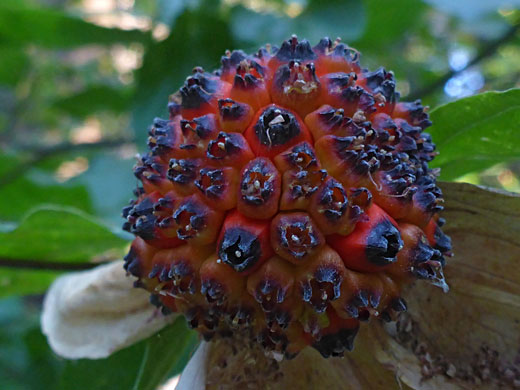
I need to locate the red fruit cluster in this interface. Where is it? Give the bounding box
[123,36,451,358]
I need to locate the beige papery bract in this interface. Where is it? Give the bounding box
[41,182,520,389]
[41,260,175,359]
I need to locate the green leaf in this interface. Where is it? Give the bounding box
[52,86,132,119]
[0,177,92,222]
[0,154,92,221]
[0,206,127,263]
[0,48,29,86]
[0,269,59,299]
[429,89,520,179]
[434,157,506,181]
[0,4,150,48]
[132,7,233,146]
[58,317,198,390]
[58,342,147,390]
[0,205,127,297]
[132,319,199,390]
[21,326,63,390]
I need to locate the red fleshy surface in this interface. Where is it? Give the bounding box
[123,36,451,358]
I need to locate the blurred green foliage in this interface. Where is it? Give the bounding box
[0,0,518,388]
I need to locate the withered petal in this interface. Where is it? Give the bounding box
[392,181,520,388]
[41,260,175,359]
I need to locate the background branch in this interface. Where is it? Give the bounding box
[0,258,102,271]
[0,138,133,187]
[408,23,520,101]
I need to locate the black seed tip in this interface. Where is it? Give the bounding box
[434,225,452,253]
[366,220,403,266]
[123,248,141,277]
[391,297,408,312]
[380,311,392,322]
[284,142,318,170]
[173,199,206,240]
[168,101,181,117]
[149,294,162,308]
[180,84,212,109]
[275,36,317,62]
[207,132,243,160]
[313,37,332,54]
[254,106,301,147]
[352,290,369,308]
[148,118,176,156]
[148,263,163,279]
[345,304,359,318]
[221,50,247,72]
[195,168,225,199]
[180,115,216,141]
[240,158,276,205]
[413,240,437,264]
[161,305,173,316]
[218,227,262,273]
[317,179,348,221]
[363,67,398,104]
[312,327,359,358]
[168,159,198,185]
[278,216,322,259]
[289,169,327,199]
[218,98,248,120]
[201,278,226,304]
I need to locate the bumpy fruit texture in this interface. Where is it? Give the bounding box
[123,36,452,359]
